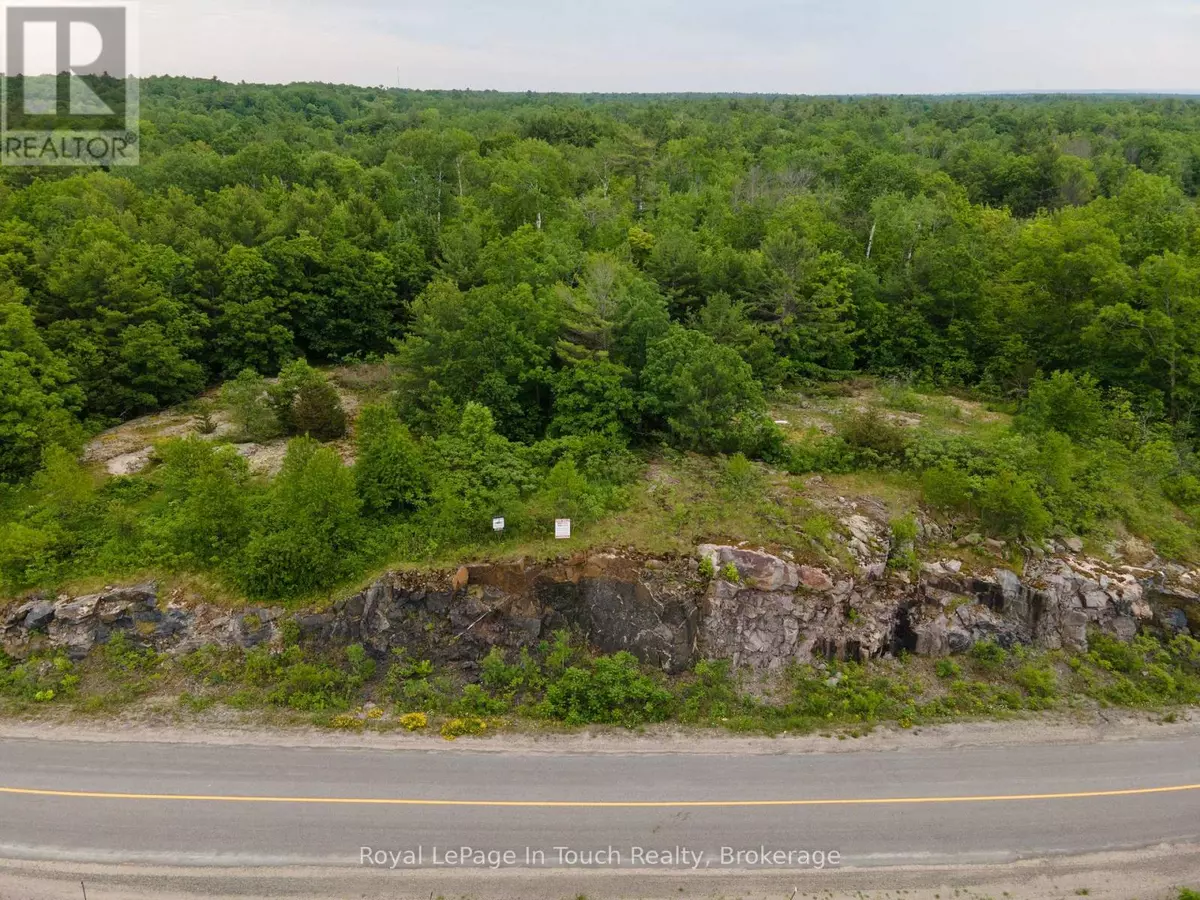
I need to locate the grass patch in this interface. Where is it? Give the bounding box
[6,627,1197,736]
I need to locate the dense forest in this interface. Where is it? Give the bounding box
[5,81,1200,600]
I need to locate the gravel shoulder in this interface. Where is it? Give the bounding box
[0,707,1196,755]
[2,846,1198,900]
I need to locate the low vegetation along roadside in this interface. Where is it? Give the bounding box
[2,627,1197,738]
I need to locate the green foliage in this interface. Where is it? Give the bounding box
[270,361,347,440]
[641,325,776,456]
[0,290,84,482]
[549,358,637,439]
[221,370,281,442]
[238,438,363,599]
[840,408,909,465]
[545,651,675,727]
[12,85,1200,595]
[888,515,919,570]
[422,402,534,542]
[394,279,560,442]
[977,470,1052,539]
[935,659,961,679]
[970,640,1009,668]
[921,465,976,515]
[0,650,77,702]
[1018,372,1108,443]
[157,437,252,566]
[353,405,427,514]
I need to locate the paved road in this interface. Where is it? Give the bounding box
[0,735,1197,872]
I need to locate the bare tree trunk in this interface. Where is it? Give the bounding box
[866,219,877,260]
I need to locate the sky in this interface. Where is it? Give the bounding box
[135,0,1200,94]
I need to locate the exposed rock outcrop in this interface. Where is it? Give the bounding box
[1,544,1194,674]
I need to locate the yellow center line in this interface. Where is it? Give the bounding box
[1,783,1198,808]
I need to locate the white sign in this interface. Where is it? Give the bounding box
[555,519,572,540]
[492,516,505,532]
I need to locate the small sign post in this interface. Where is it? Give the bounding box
[492,516,505,533]
[555,518,572,540]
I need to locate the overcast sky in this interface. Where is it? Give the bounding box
[136,0,1200,94]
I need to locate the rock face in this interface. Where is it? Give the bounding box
[0,557,700,675]
[1,545,1193,673]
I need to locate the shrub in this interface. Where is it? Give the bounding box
[440,717,488,740]
[1018,371,1107,443]
[840,408,909,463]
[480,647,542,696]
[545,651,674,727]
[345,644,376,682]
[889,515,919,570]
[354,405,427,513]
[398,712,428,731]
[678,659,739,723]
[264,661,350,711]
[969,640,1008,669]
[452,683,510,716]
[922,465,976,515]
[640,325,772,456]
[721,452,758,495]
[698,555,715,580]
[549,358,638,439]
[290,379,347,440]
[935,659,961,679]
[1013,663,1058,704]
[530,457,607,530]
[269,360,346,440]
[238,439,363,599]
[977,470,1051,539]
[221,369,281,442]
[720,562,740,583]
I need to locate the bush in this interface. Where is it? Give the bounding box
[398,711,428,731]
[720,452,759,496]
[1013,662,1058,705]
[354,405,426,514]
[1018,372,1107,443]
[440,717,488,740]
[545,652,674,727]
[0,651,77,702]
[970,640,1008,668]
[238,439,363,599]
[922,465,976,515]
[840,408,909,463]
[452,683,510,716]
[265,661,351,711]
[269,361,346,440]
[935,659,961,679]
[640,325,773,456]
[221,369,281,442]
[977,470,1051,539]
[678,659,739,723]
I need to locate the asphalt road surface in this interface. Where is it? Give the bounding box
[0,733,1197,874]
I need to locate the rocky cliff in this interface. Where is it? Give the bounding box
[3,537,1197,673]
